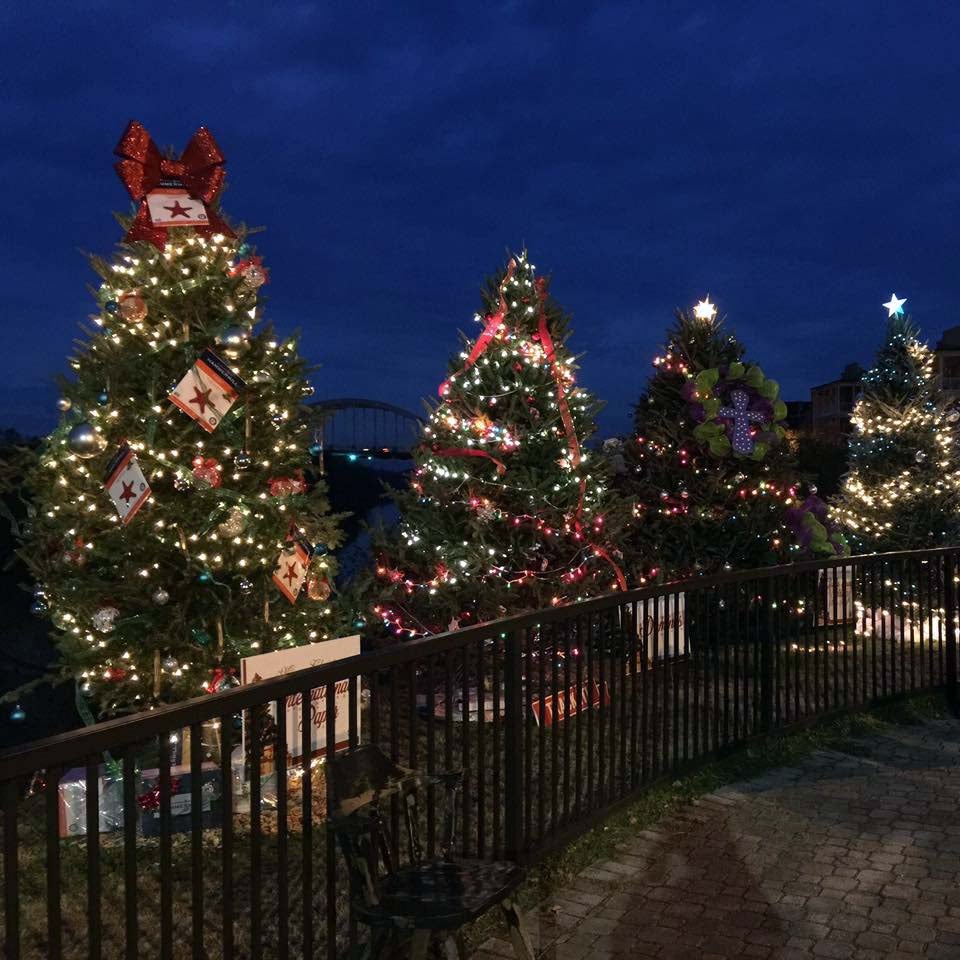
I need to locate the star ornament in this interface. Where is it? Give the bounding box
[164,200,193,219]
[189,385,212,413]
[883,293,906,317]
[693,297,717,321]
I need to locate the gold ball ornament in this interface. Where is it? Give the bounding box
[307,577,332,602]
[217,506,246,538]
[242,264,267,289]
[67,422,107,459]
[118,293,148,323]
[57,397,72,412]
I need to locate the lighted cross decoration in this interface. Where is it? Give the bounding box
[718,389,765,454]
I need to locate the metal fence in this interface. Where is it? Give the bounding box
[1,547,957,959]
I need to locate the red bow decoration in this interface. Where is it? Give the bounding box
[191,455,222,488]
[113,120,235,249]
[269,470,308,497]
[203,666,237,694]
[227,255,270,285]
[136,777,182,812]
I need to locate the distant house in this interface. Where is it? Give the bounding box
[784,400,812,432]
[935,326,960,400]
[810,363,864,443]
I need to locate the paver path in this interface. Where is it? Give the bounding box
[475,717,960,959]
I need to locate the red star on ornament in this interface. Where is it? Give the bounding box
[283,562,299,586]
[164,200,193,218]
[190,385,212,413]
[119,481,137,504]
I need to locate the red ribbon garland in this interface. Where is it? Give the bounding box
[536,278,627,592]
[438,258,517,397]
[430,446,507,475]
[113,120,235,249]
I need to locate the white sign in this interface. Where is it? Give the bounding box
[817,567,856,624]
[634,593,687,662]
[241,634,361,760]
[146,188,209,227]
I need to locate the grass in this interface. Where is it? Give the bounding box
[463,691,953,952]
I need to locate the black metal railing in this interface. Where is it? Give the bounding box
[1,547,957,959]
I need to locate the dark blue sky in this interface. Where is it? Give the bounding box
[3,2,959,437]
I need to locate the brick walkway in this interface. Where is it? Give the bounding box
[475,717,960,959]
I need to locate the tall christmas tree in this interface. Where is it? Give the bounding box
[832,297,960,552]
[372,251,630,638]
[9,122,344,715]
[625,299,800,580]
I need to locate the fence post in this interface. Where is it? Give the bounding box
[503,627,524,862]
[946,553,958,715]
[760,576,775,733]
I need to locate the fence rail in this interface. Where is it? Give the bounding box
[1,547,958,959]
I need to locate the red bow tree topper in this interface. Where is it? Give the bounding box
[113,120,235,249]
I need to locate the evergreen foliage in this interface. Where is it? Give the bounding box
[8,222,346,715]
[832,315,960,552]
[625,309,800,580]
[372,252,631,637]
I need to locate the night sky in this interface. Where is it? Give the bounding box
[3,2,960,438]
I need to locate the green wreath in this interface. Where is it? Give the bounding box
[687,362,787,459]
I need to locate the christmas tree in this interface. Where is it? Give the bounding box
[832,298,960,552]
[625,300,799,580]
[8,122,344,715]
[372,251,630,638]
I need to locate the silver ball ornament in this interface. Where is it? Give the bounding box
[242,264,267,289]
[234,450,253,471]
[162,656,178,673]
[92,606,120,633]
[67,423,106,459]
[948,411,960,424]
[238,578,254,595]
[217,506,246,538]
[152,588,170,606]
[57,397,72,412]
[217,325,251,360]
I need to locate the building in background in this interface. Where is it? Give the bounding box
[810,363,864,443]
[935,326,960,400]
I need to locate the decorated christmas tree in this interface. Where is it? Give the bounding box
[832,296,960,552]
[625,299,802,580]
[372,251,630,638]
[7,121,344,716]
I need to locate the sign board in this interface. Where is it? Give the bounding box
[817,567,856,624]
[531,680,611,727]
[417,687,505,723]
[241,634,361,761]
[634,593,687,662]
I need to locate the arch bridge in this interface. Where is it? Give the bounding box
[308,398,424,461]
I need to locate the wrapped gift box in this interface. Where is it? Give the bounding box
[138,762,222,837]
[57,764,125,838]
